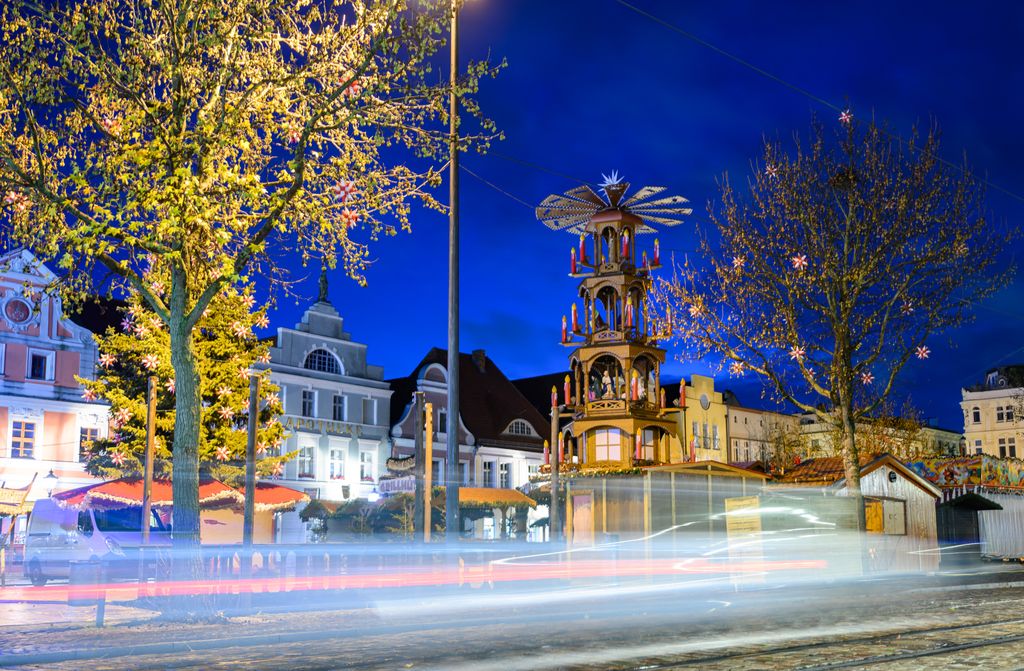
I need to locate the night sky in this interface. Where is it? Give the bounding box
[268,0,1024,431]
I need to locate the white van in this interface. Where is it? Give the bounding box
[23,499,170,586]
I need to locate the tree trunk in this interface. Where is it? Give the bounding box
[166,270,208,619]
[839,400,866,532]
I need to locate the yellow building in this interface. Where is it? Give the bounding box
[679,375,728,462]
[961,367,1023,458]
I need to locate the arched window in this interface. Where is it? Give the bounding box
[303,349,341,374]
[504,419,535,437]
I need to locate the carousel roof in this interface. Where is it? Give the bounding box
[536,174,692,236]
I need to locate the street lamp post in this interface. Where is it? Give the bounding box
[445,0,461,542]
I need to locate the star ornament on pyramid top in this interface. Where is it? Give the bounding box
[536,172,692,235]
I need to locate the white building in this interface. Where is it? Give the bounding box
[961,366,1024,458]
[260,284,392,540]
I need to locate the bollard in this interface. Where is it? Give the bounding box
[68,560,106,627]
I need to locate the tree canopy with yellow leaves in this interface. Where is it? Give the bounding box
[0,0,499,553]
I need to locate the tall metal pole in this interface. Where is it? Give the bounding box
[141,376,156,544]
[445,0,461,542]
[243,374,259,548]
[549,401,560,544]
[413,392,425,543]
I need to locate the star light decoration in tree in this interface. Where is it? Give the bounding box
[76,284,290,484]
[536,172,693,236]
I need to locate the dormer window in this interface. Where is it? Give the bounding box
[303,348,341,374]
[504,419,537,438]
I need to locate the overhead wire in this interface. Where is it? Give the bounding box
[613,0,1024,205]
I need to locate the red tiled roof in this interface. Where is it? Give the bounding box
[776,454,877,484]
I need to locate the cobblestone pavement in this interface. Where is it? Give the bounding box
[3,578,1024,670]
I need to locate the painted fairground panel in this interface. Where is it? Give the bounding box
[907,455,1024,490]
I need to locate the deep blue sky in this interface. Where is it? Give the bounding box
[268,0,1024,430]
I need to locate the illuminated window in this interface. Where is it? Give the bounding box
[499,463,511,489]
[360,451,375,481]
[329,449,345,479]
[640,429,657,460]
[594,429,622,461]
[483,461,495,487]
[11,421,34,458]
[303,349,341,374]
[297,445,314,478]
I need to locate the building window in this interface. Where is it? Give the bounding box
[329,449,345,479]
[640,429,657,460]
[702,422,710,450]
[1010,438,1017,459]
[332,395,346,422]
[359,451,375,482]
[712,425,720,450]
[997,407,1005,422]
[79,427,99,462]
[362,397,377,425]
[506,419,534,436]
[437,409,447,434]
[297,445,314,478]
[1008,408,1016,422]
[482,461,495,488]
[301,390,316,418]
[460,461,470,485]
[303,349,341,374]
[999,438,1007,458]
[27,350,54,381]
[972,407,981,424]
[975,439,983,455]
[527,463,540,478]
[11,421,35,458]
[594,429,622,461]
[499,463,511,489]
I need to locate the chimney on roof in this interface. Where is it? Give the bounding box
[472,349,486,373]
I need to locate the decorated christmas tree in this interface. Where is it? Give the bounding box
[78,277,290,485]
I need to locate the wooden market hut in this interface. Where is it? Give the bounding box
[772,453,942,573]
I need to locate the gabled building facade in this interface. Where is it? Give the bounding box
[0,250,109,545]
[388,348,547,536]
[260,283,392,540]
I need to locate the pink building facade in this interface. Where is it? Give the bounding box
[0,250,108,529]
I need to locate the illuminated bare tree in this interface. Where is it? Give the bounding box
[655,116,1013,524]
